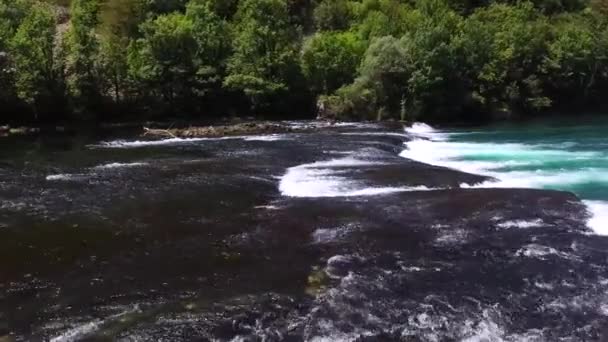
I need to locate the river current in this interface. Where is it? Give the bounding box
[2,121,608,341]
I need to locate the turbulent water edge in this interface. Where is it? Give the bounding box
[401,123,608,236]
[1,121,608,341]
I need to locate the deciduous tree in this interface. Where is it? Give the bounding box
[10,2,60,120]
[224,0,300,111]
[301,31,364,95]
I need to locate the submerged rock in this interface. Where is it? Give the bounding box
[306,267,331,296]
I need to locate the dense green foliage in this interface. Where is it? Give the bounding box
[0,0,607,123]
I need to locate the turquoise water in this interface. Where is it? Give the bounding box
[401,118,608,234]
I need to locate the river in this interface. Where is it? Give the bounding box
[402,119,608,235]
[1,121,608,341]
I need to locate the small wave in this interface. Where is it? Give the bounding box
[49,306,142,342]
[46,174,84,181]
[45,163,147,183]
[92,137,233,148]
[93,133,289,148]
[242,134,286,141]
[279,156,431,197]
[461,317,505,342]
[535,281,555,290]
[92,162,148,169]
[405,122,434,135]
[516,244,580,261]
[278,157,376,197]
[404,123,450,141]
[49,320,103,342]
[306,157,384,168]
[497,219,545,229]
[254,205,282,210]
[340,132,408,138]
[434,228,469,246]
[46,163,146,181]
[312,225,359,244]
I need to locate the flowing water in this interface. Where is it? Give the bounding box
[402,119,608,235]
[2,122,608,341]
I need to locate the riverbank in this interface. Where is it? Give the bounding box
[1,121,607,341]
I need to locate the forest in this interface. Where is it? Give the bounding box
[0,0,607,124]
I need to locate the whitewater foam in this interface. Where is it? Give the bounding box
[92,137,231,148]
[516,244,580,261]
[279,156,418,197]
[93,162,148,169]
[92,132,290,148]
[401,122,608,236]
[400,140,596,178]
[434,228,469,246]
[340,132,408,138]
[49,320,102,342]
[279,156,431,197]
[242,134,286,141]
[496,219,545,229]
[46,174,85,181]
[405,122,441,138]
[584,200,608,236]
[460,318,505,342]
[46,163,148,181]
[48,306,142,341]
[312,225,359,244]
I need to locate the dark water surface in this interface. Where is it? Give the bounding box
[1,122,608,341]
